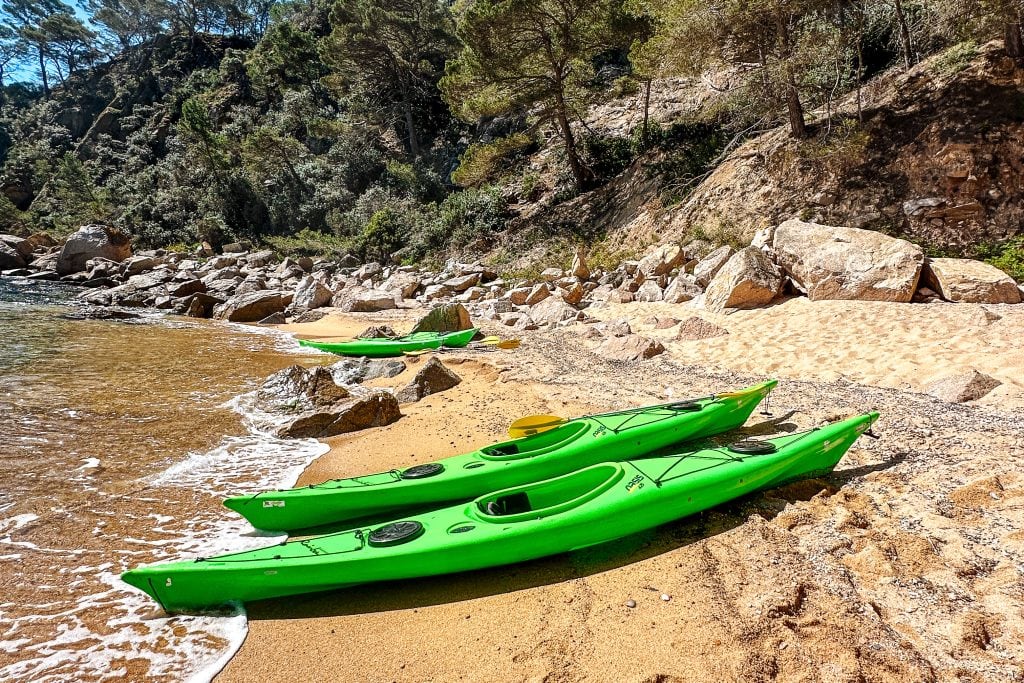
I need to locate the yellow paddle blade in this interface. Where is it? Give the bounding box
[401,349,432,357]
[479,335,501,344]
[508,414,566,438]
[495,339,521,349]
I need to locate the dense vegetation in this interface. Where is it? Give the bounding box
[0,0,1020,262]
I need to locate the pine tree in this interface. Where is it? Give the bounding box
[442,0,621,189]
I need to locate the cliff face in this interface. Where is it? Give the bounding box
[539,41,1023,260]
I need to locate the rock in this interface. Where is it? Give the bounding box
[676,316,729,340]
[693,246,735,286]
[922,258,1021,304]
[56,225,132,275]
[652,317,681,329]
[208,255,238,270]
[767,219,924,302]
[594,334,665,361]
[214,290,288,322]
[246,250,275,268]
[0,241,26,269]
[663,275,702,303]
[529,296,580,326]
[337,253,360,269]
[279,391,402,438]
[571,248,590,279]
[183,293,224,318]
[499,311,535,329]
[925,370,1002,403]
[638,244,685,276]
[507,287,532,306]
[258,312,287,324]
[122,255,158,276]
[704,247,782,312]
[382,271,422,299]
[559,281,585,305]
[292,309,329,324]
[635,280,664,302]
[293,275,333,311]
[524,283,551,306]
[222,241,251,254]
[357,325,397,338]
[329,358,406,385]
[606,289,634,304]
[333,288,397,312]
[395,357,463,403]
[474,298,514,319]
[411,303,474,334]
[354,262,383,280]
[443,272,480,293]
[0,234,33,259]
[596,318,632,337]
[255,365,401,438]
[167,279,206,297]
[540,267,563,281]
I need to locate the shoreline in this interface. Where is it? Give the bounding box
[213,302,1024,682]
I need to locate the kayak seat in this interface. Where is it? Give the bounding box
[482,492,531,516]
[483,444,519,457]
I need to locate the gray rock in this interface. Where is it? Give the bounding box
[258,312,288,324]
[292,309,329,324]
[676,316,729,340]
[704,247,782,312]
[411,303,474,334]
[214,290,289,322]
[167,279,206,297]
[663,275,702,303]
[122,255,158,276]
[922,258,1021,304]
[635,280,664,302]
[529,296,580,326]
[56,225,132,275]
[278,391,402,438]
[395,357,462,403]
[638,244,685,276]
[330,358,406,385]
[594,334,665,361]
[293,275,333,312]
[0,241,26,270]
[693,246,735,286]
[332,287,396,312]
[767,219,924,302]
[925,370,1002,403]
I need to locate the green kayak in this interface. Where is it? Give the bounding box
[223,380,778,532]
[123,412,878,612]
[297,328,478,357]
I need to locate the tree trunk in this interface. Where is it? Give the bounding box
[775,11,807,139]
[893,0,913,70]
[1006,16,1024,66]
[37,44,48,97]
[553,90,588,189]
[401,96,420,158]
[641,78,652,149]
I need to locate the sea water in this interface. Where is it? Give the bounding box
[0,278,331,681]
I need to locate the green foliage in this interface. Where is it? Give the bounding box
[451,133,533,187]
[580,133,635,180]
[933,40,980,75]
[264,228,351,257]
[688,219,748,250]
[359,206,405,262]
[648,121,727,204]
[977,237,1024,281]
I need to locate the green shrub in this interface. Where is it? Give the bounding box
[580,133,635,180]
[264,229,352,258]
[451,133,534,187]
[977,238,1024,281]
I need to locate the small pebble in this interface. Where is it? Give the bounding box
[625,599,636,608]
[779,642,788,650]
[661,594,671,602]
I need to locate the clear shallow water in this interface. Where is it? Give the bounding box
[0,278,331,681]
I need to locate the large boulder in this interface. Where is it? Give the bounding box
[594,334,665,361]
[693,246,735,286]
[663,275,702,303]
[395,357,462,403]
[255,365,401,438]
[0,241,25,269]
[214,290,289,322]
[293,275,333,312]
[411,303,474,333]
[676,316,729,340]
[333,287,397,312]
[766,219,924,302]
[56,225,132,275]
[704,247,782,312]
[382,271,422,299]
[571,248,590,279]
[329,358,406,385]
[638,244,685,276]
[922,258,1021,304]
[529,296,581,326]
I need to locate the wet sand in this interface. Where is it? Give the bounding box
[220,302,1024,682]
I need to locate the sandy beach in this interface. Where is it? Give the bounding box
[218,299,1024,682]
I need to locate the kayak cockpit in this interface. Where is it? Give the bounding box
[479,421,590,460]
[474,463,624,522]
